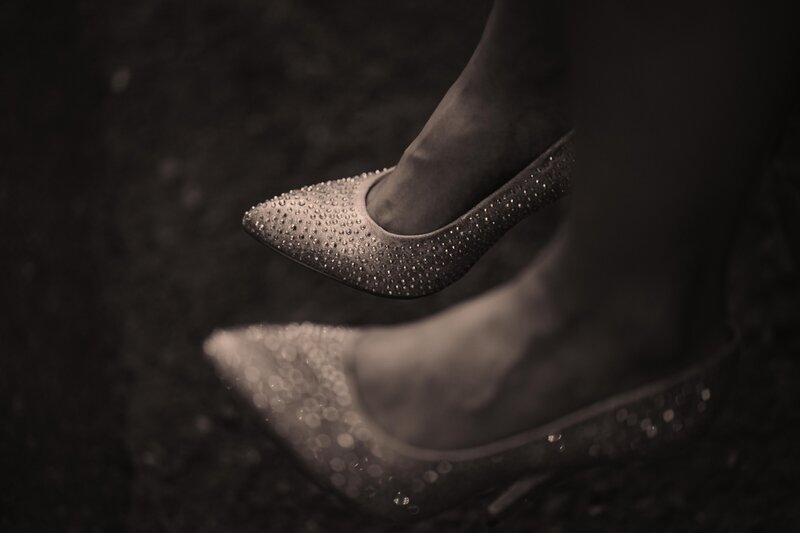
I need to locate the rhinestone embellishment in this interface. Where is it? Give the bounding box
[205,322,730,521]
[243,134,575,297]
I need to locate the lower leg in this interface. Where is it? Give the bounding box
[547,0,800,353]
[367,0,568,234]
[352,1,798,449]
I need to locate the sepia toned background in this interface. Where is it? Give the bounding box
[4,1,800,531]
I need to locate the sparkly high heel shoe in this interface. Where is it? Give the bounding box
[205,323,737,522]
[242,133,574,298]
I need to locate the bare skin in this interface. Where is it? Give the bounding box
[348,0,798,450]
[348,231,720,449]
[367,0,568,235]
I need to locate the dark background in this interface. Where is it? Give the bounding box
[3,1,800,531]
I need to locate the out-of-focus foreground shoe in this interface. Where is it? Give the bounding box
[204,322,737,523]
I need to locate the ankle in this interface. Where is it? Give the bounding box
[457,56,568,135]
[512,236,719,367]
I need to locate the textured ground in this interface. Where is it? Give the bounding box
[5,1,800,532]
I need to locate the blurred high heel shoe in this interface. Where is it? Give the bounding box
[204,322,737,522]
[242,133,574,298]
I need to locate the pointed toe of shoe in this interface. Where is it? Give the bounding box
[241,204,262,237]
[242,175,371,253]
[240,172,403,294]
[203,326,261,384]
[242,196,287,249]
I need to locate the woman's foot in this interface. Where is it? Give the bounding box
[349,231,726,449]
[366,0,568,235]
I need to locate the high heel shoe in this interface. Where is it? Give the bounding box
[204,322,737,522]
[242,133,574,298]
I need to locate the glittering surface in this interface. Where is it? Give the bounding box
[205,322,731,521]
[242,135,574,298]
[19,0,800,530]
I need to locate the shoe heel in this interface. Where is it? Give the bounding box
[485,473,551,524]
